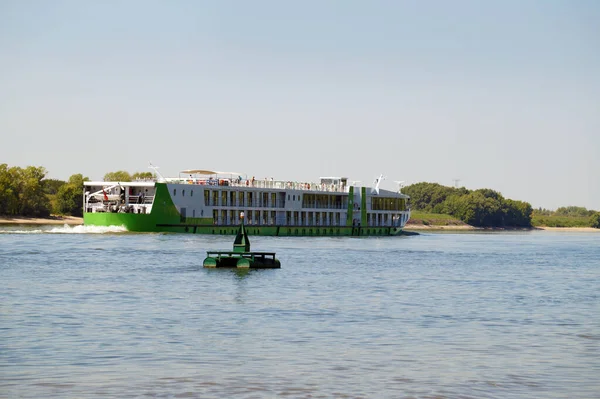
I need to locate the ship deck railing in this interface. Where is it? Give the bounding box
[167,178,349,193]
[210,202,347,209]
[85,201,153,214]
[86,194,154,204]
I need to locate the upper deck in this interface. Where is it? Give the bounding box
[164,171,408,198]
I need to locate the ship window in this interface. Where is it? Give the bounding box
[173,189,176,196]
[191,190,194,197]
[288,195,290,200]
[221,191,227,206]
[293,195,295,201]
[182,190,185,196]
[262,192,268,207]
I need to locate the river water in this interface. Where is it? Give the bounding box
[1,226,599,398]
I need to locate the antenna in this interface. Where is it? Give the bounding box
[452,178,461,188]
[394,180,405,192]
[149,162,166,182]
[371,174,385,195]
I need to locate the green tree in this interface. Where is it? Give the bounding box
[103,171,132,182]
[451,193,482,226]
[404,181,533,227]
[54,184,83,216]
[437,192,532,227]
[555,206,593,217]
[403,182,466,212]
[132,171,154,180]
[54,174,89,216]
[590,212,600,229]
[1,165,92,218]
[435,194,462,216]
[504,199,533,227]
[474,188,504,201]
[533,207,553,216]
[13,166,51,217]
[68,173,89,187]
[457,192,502,227]
[42,178,66,195]
[0,164,20,215]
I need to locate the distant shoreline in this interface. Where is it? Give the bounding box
[0,216,597,232]
[531,226,600,232]
[405,224,599,233]
[0,216,83,225]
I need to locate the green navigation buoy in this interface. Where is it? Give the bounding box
[203,212,281,269]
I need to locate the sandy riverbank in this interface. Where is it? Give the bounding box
[0,216,83,225]
[404,224,599,232]
[533,226,600,232]
[404,224,477,231]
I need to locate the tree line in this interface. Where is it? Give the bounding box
[534,206,596,218]
[402,182,600,228]
[0,165,154,218]
[1,164,598,228]
[532,206,600,228]
[403,182,533,227]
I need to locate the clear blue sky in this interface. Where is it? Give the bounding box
[1,0,598,210]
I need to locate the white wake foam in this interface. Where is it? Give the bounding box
[49,224,128,234]
[0,224,128,234]
[0,228,45,234]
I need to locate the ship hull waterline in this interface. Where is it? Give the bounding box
[83,213,405,236]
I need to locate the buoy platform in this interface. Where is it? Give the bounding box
[203,212,281,269]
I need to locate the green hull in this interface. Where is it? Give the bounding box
[83,212,405,236]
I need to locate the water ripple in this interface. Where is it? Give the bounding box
[1,231,599,398]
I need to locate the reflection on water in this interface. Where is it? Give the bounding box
[1,231,599,398]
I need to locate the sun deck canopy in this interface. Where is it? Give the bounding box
[180,169,244,176]
[319,177,348,185]
[84,181,155,187]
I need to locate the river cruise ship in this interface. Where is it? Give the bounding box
[83,169,411,236]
